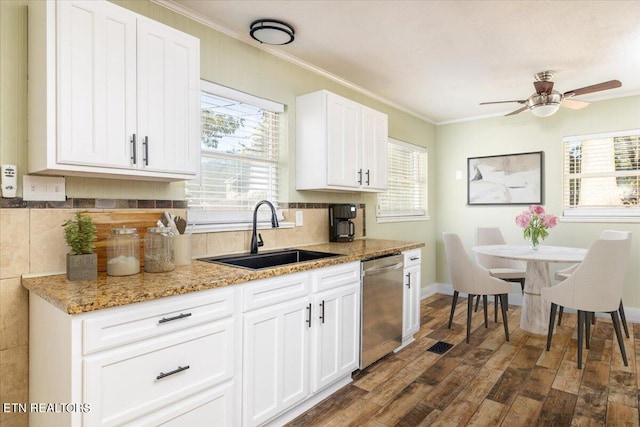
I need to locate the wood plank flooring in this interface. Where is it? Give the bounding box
[287,293,640,426]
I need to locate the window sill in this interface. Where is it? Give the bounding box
[190,221,295,234]
[560,216,640,224]
[376,215,430,224]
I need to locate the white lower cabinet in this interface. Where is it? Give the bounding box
[398,249,422,350]
[29,262,362,427]
[310,262,361,393]
[243,297,311,426]
[83,321,234,426]
[241,262,361,426]
[29,287,240,427]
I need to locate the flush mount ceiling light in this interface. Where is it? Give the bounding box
[250,19,295,45]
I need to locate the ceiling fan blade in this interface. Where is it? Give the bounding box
[479,100,526,105]
[505,106,529,116]
[561,98,590,110]
[563,80,622,97]
[534,81,554,94]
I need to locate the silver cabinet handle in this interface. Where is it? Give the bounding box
[366,169,370,185]
[410,256,420,261]
[357,169,363,185]
[306,303,312,328]
[405,273,411,289]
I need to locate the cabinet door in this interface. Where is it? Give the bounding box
[243,298,310,426]
[311,284,360,393]
[361,105,388,190]
[137,18,200,175]
[403,265,421,338]
[326,93,361,188]
[57,0,137,168]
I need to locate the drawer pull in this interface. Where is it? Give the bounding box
[410,256,420,261]
[156,365,190,380]
[158,312,192,324]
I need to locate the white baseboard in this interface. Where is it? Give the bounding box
[421,283,639,324]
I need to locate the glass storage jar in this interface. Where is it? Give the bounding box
[144,227,175,273]
[107,227,140,276]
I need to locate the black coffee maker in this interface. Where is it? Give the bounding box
[329,204,357,242]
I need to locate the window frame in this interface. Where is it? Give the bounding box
[562,128,640,223]
[186,80,290,233]
[376,137,429,223]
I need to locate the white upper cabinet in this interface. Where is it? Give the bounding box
[28,0,200,181]
[296,90,388,192]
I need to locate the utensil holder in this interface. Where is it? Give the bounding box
[174,234,192,266]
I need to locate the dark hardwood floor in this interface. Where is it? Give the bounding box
[287,293,640,426]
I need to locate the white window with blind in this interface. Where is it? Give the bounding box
[377,138,428,222]
[186,80,288,232]
[563,129,640,221]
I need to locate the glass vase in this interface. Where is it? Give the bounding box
[529,236,541,251]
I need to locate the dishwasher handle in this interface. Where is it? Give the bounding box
[362,261,404,276]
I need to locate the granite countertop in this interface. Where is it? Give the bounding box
[21,239,424,315]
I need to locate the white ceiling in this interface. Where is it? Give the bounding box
[160,0,640,124]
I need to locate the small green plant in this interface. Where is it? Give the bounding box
[62,211,97,255]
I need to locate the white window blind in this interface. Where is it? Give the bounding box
[377,138,428,221]
[563,129,640,219]
[186,81,284,224]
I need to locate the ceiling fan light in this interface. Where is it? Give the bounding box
[250,19,295,45]
[528,92,562,117]
[531,103,560,117]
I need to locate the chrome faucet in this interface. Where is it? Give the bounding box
[250,200,279,254]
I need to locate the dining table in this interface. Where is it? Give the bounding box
[471,244,587,335]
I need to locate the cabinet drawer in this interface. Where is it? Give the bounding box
[125,382,235,427]
[83,320,234,427]
[311,261,361,293]
[404,249,422,267]
[242,271,309,312]
[83,287,236,354]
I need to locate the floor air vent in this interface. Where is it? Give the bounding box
[427,341,453,355]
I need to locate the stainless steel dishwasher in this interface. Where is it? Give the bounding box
[361,253,404,369]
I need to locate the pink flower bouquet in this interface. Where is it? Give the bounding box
[515,205,558,249]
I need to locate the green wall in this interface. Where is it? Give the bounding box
[435,95,640,306]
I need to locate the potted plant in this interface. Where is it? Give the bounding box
[62,211,98,281]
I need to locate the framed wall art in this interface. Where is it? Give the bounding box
[467,151,543,205]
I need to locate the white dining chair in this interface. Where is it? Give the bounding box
[443,232,511,344]
[476,227,527,291]
[554,230,631,338]
[542,237,631,369]
[474,227,527,320]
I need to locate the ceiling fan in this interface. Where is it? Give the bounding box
[480,70,622,117]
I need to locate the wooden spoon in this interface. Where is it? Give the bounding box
[175,217,187,235]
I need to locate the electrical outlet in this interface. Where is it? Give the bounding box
[23,175,66,201]
[295,210,304,226]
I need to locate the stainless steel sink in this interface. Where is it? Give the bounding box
[198,249,342,270]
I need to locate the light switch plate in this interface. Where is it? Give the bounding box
[295,211,304,226]
[23,175,66,201]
